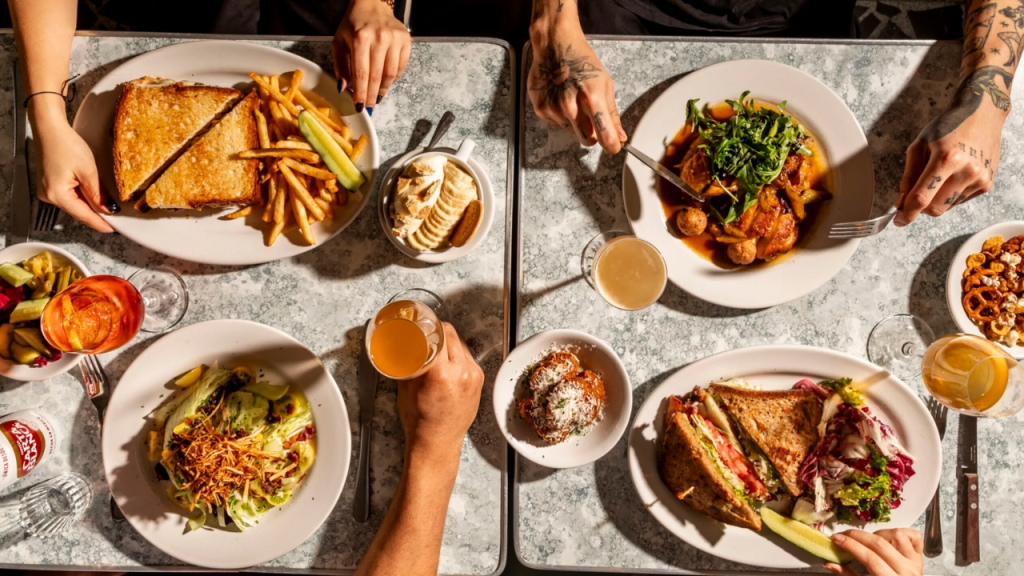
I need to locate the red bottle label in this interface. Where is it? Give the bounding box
[1,420,46,478]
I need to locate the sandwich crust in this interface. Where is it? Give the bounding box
[709,385,822,498]
[113,77,241,201]
[660,411,762,531]
[144,91,261,210]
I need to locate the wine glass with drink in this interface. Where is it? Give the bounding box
[921,333,1024,418]
[40,275,145,354]
[365,289,446,380]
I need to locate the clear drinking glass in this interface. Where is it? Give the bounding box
[128,266,189,333]
[365,289,446,380]
[866,313,936,382]
[0,473,92,539]
[921,333,1024,418]
[581,230,667,311]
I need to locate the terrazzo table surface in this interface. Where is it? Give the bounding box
[516,38,1023,575]
[0,32,513,574]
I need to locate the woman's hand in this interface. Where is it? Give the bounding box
[528,16,626,154]
[397,322,484,458]
[31,101,115,233]
[896,68,1010,226]
[826,529,924,576]
[332,0,411,113]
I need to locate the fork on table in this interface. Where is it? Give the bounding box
[34,202,61,233]
[924,396,948,557]
[79,355,125,522]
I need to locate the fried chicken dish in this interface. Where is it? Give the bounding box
[518,351,606,444]
[665,92,832,267]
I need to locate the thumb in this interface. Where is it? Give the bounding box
[76,162,111,213]
[332,38,352,93]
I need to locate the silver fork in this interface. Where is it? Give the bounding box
[79,355,125,522]
[828,209,898,239]
[924,396,948,557]
[33,202,61,232]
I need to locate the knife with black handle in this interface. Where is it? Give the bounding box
[353,319,379,522]
[956,415,980,563]
[10,59,31,245]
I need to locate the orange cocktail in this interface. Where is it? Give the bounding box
[41,276,144,354]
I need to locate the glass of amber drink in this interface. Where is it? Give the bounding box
[40,276,145,354]
[582,231,667,311]
[921,333,1024,418]
[366,289,446,380]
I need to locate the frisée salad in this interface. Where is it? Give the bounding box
[793,378,916,527]
[147,363,316,532]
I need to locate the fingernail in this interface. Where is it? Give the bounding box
[376,94,383,104]
[355,102,364,113]
[366,106,373,116]
[337,79,344,93]
[894,213,908,227]
[832,534,846,544]
[824,564,841,573]
[105,200,121,214]
[110,231,120,237]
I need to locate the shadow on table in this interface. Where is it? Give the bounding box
[908,234,969,338]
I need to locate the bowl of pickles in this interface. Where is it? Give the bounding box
[0,242,89,381]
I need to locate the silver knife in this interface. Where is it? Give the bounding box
[10,59,31,245]
[624,142,705,203]
[353,319,379,522]
[955,415,980,563]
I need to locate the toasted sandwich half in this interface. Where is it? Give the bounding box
[144,91,261,211]
[708,384,822,498]
[113,77,242,201]
[659,394,768,531]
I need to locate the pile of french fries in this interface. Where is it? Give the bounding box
[228,70,368,246]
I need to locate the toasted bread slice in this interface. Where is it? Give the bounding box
[709,384,822,498]
[660,411,761,531]
[144,91,261,211]
[113,77,241,201]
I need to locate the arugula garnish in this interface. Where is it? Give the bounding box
[685,91,812,225]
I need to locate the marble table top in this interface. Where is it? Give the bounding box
[516,38,1024,576]
[0,33,513,574]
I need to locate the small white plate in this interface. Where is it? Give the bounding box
[377,139,494,264]
[493,329,631,469]
[946,220,1024,358]
[73,40,379,266]
[628,345,941,569]
[624,59,874,309]
[0,242,88,381]
[102,319,351,569]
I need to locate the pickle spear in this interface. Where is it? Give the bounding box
[297,110,366,191]
[760,507,854,564]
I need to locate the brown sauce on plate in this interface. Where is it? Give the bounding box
[656,100,833,270]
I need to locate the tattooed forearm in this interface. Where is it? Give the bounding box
[529,43,600,108]
[965,2,997,67]
[998,0,1024,66]
[921,65,1013,141]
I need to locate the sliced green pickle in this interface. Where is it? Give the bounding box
[760,507,853,564]
[297,110,366,191]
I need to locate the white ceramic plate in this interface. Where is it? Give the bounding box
[627,345,941,569]
[102,319,350,569]
[377,141,494,264]
[493,329,631,469]
[0,242,88,381]
[73,40,379,266]
[946,220,1024,358]
[623,60,874,309]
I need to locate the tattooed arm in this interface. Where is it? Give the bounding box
[896,0,1019,225]
[528,0,627,153]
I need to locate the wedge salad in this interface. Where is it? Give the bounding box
[147,363,316,531]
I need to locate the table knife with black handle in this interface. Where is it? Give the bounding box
[956,415,980,563]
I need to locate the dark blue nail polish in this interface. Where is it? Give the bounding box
[110,231,120,237]
[337,79,343,93]
[366,107,373,116]
[105,200,121,214]
[376,94,383,104]
[355,102,364,113]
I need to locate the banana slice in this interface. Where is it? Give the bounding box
[407,162,478,251]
